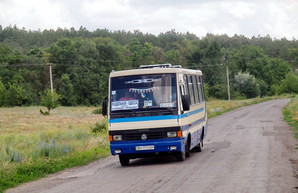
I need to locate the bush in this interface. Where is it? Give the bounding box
[40,89,61,115]
[90,119,108,134]
[0,80,5,106]
[277,73,298,94]
[234,72,260,98]
[92,106,102,114]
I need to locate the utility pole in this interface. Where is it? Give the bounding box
[224,56,231,100]
[48,63,53,94]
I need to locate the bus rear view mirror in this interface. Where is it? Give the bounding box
[182,95,190,111]
[101,98,108,116]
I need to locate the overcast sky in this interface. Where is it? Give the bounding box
[0,0,297,39]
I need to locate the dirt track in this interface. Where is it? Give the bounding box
[6,99,298,193]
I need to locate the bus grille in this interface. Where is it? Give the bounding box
[124,131,164,141]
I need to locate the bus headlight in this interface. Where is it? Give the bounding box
[167,131,177,138]
[113,135,122,141]
[167,131,182,138]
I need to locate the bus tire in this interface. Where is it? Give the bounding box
[119,155,129,166]
[185,137,191,157]
[194,140,203,152]
[176,151,186,161]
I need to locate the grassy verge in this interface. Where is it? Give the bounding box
[282,95,298,148]
[207,95,292,118]
[0,106,109,193]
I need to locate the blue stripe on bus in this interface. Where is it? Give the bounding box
[180,107,204,118]
[108,107,204,123]
[181,116,206,131]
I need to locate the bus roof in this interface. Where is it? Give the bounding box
[110,64,202,78]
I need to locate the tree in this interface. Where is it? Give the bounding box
[128,38,157,68]
[0,80,6,106]
[184,37,224,98]
[288,48,298,70]
[229,45,267,79]
[262,58,291,86]
[4,74,27,106]
[59,74,78,106]
[234,72,260,98]
[165,49,179,63]
[4,83,26,106]
[276,73,298,94]
[1,26,298,104]
[40,89,60,115]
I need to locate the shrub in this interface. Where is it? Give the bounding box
[92,106,102,114]
[90,119,108,134]
[277,73,298,94]
[0,80,6,106]
[40,89,61,115]
[234,72,260,98]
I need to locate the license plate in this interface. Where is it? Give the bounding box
[136,145,154,151]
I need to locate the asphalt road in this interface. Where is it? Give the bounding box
[6,99,298,193]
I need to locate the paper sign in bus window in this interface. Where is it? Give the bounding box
[144,100,152,107]
[160,103,175,108]
[111,100,139,111]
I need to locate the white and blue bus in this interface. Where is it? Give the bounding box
[102,64,207,166]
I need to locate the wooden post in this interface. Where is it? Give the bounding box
[49,63,53,94]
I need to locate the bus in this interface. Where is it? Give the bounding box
[102,64,207,166]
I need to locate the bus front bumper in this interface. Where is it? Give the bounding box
[110,138,185,156]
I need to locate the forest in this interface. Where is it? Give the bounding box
[0,25,298,107]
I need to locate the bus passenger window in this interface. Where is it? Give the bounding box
[187,75,195,105]
[199,76,205,101]
[192,75,199,104]
[197,76,203,102]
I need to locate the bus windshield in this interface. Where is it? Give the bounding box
[110,73,177,112]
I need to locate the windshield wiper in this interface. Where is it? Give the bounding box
[133,107,175,114]
[111,109,136,114]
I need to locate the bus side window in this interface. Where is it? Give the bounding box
[180,85,184,111]
[187,75,195,105]
[197,75,203,102]
[183,75,189,96]
[199,76,205,101]
[192,75,199,104]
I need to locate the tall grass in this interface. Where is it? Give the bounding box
[0,106,110,192]
[283,95,298,148]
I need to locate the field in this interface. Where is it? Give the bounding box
[0,95,296,192]
[0,106,110,192]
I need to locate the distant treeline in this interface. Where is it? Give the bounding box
[0,25,297,106]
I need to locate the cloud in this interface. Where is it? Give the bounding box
[0,0,297,39]
[0,0,72,30]
[261,0,298,38]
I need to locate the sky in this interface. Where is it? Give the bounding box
[0,0,297,39]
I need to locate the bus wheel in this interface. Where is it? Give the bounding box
[176,151,185,161]
[119,155,129,166]
[185,138,191,157]
[194,140,203,152]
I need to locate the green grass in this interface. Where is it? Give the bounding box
[207,95,292,118]
[282,95,298,148]
[0,96,296,192]
[0,146,110,192]
[0,106,110,193]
